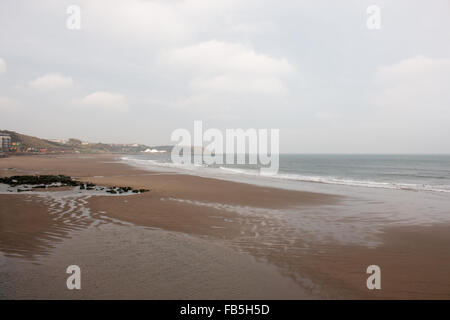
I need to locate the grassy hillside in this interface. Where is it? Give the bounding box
[0,130,170,154]
[0,130,70,150]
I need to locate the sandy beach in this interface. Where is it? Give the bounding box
[1,154,450,299]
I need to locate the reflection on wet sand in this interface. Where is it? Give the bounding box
[0,190,134,259]
[0,193,311,299]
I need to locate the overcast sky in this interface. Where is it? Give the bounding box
[1,0,449,153]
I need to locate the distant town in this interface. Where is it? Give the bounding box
[0,130,170,157]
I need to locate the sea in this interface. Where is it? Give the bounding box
[121,154,450,194]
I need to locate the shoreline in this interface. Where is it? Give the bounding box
[1,154,450,299]
[120,154,450,195]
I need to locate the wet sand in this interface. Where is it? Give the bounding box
[1,154,450,299]
[0,222,310,299]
